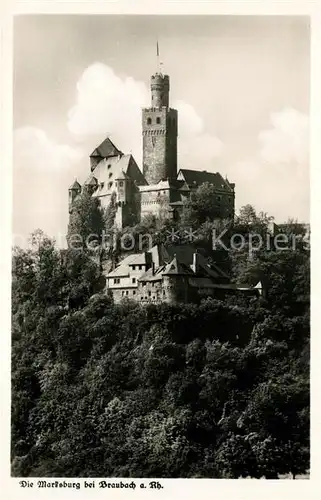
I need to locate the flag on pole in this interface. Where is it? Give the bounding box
[157,40,159,57]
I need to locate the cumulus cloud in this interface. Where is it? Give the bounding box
[13,127,84,245]
[67,63,223,167]
[259,107,309,168]
[228,108,309,222]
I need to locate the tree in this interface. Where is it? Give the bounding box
[67,189,105,251]
[181,182,228,226]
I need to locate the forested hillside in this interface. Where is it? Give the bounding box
[11,205,310,478]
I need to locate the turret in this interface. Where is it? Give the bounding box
[68,179,81,213]
[142,65,178,184]
[150,73,170,108]
[115,170,130,204]
[83,176,98,195]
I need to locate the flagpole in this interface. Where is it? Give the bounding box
[156,40,160,73]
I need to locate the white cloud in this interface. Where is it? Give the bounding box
[227,108,309,222]
[259,107,309,167]
[67,63,223,168]
[13,127,84,245]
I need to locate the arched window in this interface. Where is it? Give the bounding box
[156,117,161,124]
[147,117,152,125]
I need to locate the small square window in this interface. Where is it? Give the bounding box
[147,117,152,125]
[107,164,111,169]
[126,291,129,296]
[109,173,112,178]
[119,181,123,187]
[156,117,161,124]
[132,278,136,284]
[133,290,136,295]
[148,291,151,297]
[108,182,113,188]
[132,265,135,271]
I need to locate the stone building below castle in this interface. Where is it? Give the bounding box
[106,244,263,304]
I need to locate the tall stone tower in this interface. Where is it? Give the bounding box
[142,71,178,185]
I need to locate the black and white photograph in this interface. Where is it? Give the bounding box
[9,12,311,482]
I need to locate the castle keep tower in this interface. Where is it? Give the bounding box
[142,71,178,184]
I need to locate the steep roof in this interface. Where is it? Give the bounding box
[115,170,131,181]
[162,256,195,276]
[177,169,233,192]
[87,154,146,198]
[69,179,81,190]
[106,252,149,278]
[90,137,123,159]
[84,176,98,186]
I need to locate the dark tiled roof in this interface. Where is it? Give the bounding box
[69,179,81,190]
[177,169,233,191]
[163,256,195,276]
[90,137,123,159]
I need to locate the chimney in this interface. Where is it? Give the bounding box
[192,250,199,274]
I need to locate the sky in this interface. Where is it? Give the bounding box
[13,15,310,243]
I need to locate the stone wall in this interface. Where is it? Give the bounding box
[140,189,171,219]
[142,107,178,184]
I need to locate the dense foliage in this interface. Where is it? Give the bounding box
[11,203,310,478]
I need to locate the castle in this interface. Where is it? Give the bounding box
[69,68,235,226]
[67,64,263,305]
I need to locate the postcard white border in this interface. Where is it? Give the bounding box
[1,1,320,499]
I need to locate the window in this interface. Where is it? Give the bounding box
[133,290,136,295]
[119,181,123,187]
[152,282,154,287]
[217,195,221,201]
[156,117,161,124]
[132,265,135,271]
[132,278,136,284]
[114,278,120,284]
[148,291,151,297]
[126,291,129,296]
[107,164,112,169]
[100,182,104,189]
[147,117,152,125]
[122,291,125,296]
[108,182,113,188]
[109,172,112,178]
[138,265,142,270]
